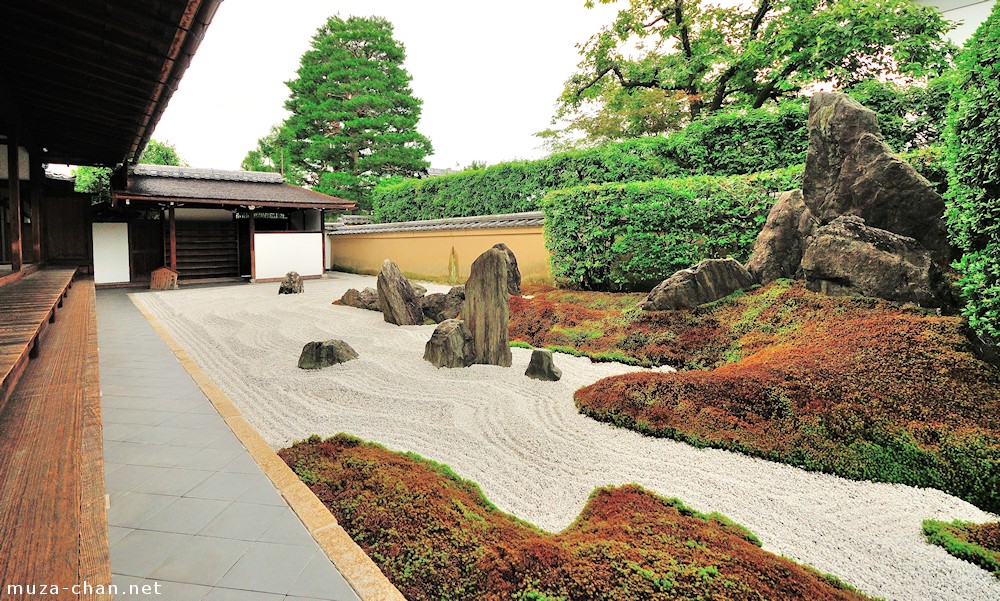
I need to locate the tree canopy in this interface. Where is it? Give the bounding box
[544,0,954,146]
[243,15,432,211]
[74,138,185,201]
[139,139,185,166]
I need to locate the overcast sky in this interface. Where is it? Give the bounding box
[151,0,620,171]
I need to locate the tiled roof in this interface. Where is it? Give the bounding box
[327,212,544,235]
[119,165,355,210]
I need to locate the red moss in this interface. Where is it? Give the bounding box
[280,434,869,601]
[512,282,1000,511]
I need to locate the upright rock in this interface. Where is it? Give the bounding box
[423,319,475,368]
[745,190,816,283]
[492,243,522,295]
[421,286,466,323]
[298,340,358,369]
[462,248,512,366]
[802,92,950,260]
[376,260,424,325]
[525,349,562,381]
[278,271,304,294]
[801,216,953,308]
[640,259,755,311]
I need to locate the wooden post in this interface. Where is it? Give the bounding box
[319,209,327,273]
[249,210,256,280]
[30,159,42,265]
[168,206,177,271]
[7,137,22,272]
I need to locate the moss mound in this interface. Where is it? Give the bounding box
[923,520,1000,579]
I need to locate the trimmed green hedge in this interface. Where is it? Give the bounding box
[542,166,805,291]
[372,105,810,223]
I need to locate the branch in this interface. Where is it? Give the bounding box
[573,64,679,98]
[673,0,694,59]
[752,63,797,108]
[749,0,771,37]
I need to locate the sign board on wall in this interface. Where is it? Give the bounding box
[253,232,323,280]
[92,223,131,284]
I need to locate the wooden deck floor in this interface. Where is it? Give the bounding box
[0,277,111,600]
[0,268,77,409]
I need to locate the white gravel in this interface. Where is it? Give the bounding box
[132,273,1000,601]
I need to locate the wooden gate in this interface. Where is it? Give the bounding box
[165,221,239,281]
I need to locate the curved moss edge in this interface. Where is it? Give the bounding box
[923,519,1000,579]
[288,433,871,599]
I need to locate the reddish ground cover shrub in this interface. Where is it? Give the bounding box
[923,520,1000,578]
[511,281,1000,512]
[280,434,869,601]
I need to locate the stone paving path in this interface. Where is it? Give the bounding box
[96,289,360,601]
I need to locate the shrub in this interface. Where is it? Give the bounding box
[944,3,1000,342]
[509,282,1000,512]
[923,520,1000,579]
[542,167,804,291]
[279,434,869,601]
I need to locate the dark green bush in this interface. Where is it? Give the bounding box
[944,3,1000,342]
[542,166,804,291]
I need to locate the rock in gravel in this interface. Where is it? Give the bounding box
[278,271,304,294]
[525,349,562,381]
[338,287,381,312]
[463,248,512,366]
[297,340,358,369]
[421,286,466,323]
[745,189,817,283]
[640,258,755,311]
[423,319,475,368]
[492,243,522,296]
[801,216,954,308]
[802,92,951,261]
[376,260,424,325]
[412,283,428,297]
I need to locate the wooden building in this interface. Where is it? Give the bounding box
[101,164,354,285]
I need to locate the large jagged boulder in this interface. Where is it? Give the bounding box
[462,248,512,366]
[492,243,522,295]
[421,286,465,323]
[376,260,424,325]
[278,271,304,294]
[525,349,562,381]
[639,259,755,311]
[298,340,358,369]
[423,319,475,368]
[337,287,381,312]
[801,216,954,308]
[802,92,950,261]
[745,190,817,283]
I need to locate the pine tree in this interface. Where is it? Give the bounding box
[255,15,432,211]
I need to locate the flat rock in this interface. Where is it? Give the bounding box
[640,258,755,311]
[801,216,954,308]
[297,340,358,369]
[525,349,562,381]
[463,248,512,366]
[492,243,522,295]
[376,260,423,325]
[423,319,475,368]
[278,271,304,294]
[802,92,951,261]
[745,189,816,283]
[421,286,465,323]
[338,287,381,312]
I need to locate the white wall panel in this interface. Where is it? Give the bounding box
[253,232,323,280]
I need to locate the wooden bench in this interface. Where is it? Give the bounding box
[0,268,78,410]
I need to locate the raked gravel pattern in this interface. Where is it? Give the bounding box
[132,273,1000,601]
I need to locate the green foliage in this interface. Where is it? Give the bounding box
[944,2,1000,342]
[550,0,953,144]
[139,139,185,166]
[923,520,1000,579]
[73,166,112,204]
[847,79,951,152]
[542,166,804,291]
[245,15,432,211]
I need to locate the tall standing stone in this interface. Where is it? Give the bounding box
[492,243,522,295]
[462,248,512,366]
[377,260,423,325]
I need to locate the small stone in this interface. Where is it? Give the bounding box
[412,284,428,297]
[298,340,358,369]
[423,319,475,368]
[421,286,466,323]
[525,349,562,381]
[278,271,304,294]
[640,259,755,311]
[337,288,381,312]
